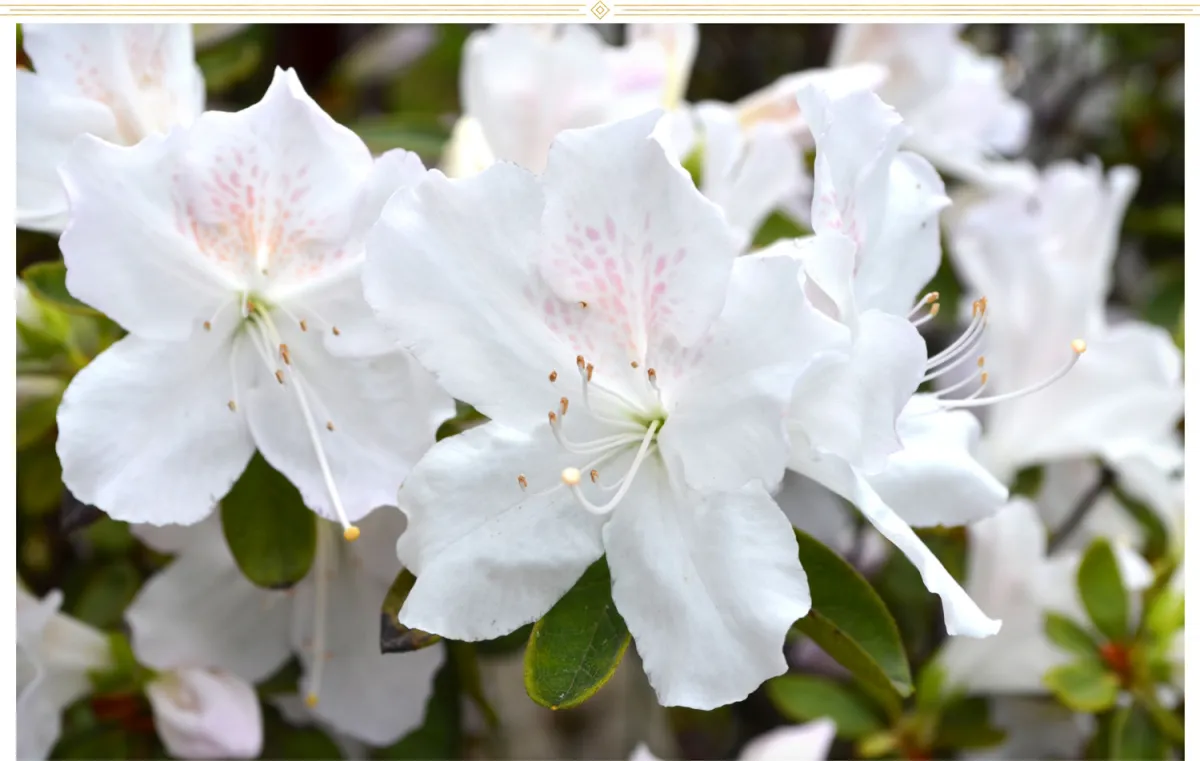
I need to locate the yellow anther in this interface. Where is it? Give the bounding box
[343,526,361,542]
[305,693,319,708]
[549,370,558,382]
[518,474,528,490]
[590,469,599,483]
[560,397,569,415]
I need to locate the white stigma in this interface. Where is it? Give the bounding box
[561,420,660,516]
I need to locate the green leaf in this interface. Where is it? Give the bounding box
[1045,612,1102,659]
[934,697,1007,750]
[17,440,64,516]
[1077,538,1130,641]
[765,674,886,740]
[262,704,345,760]
[70,560,142,629]
[350,115,450,161]
[914,660,947,716]
[21,261,101,315]
[17,320,68,360]
[1110,703,1170,760]
[751,210,810,249]
[1009,465,1046,498]
[220,453,316,589]
[476,623,533,656]
[523,557,630,710]
[793,529,913,701]
[196,33,262,93]
[380,569,442,654]
[16,392,62,450]
[1044,660,1121,713]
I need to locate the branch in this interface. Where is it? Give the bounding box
[1046,466,1116,554]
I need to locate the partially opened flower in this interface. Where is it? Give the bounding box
[126,509,444,746]
[937,499,1153,695]
[17,584,114,760]
[145,667,262,759]
[55,67,453,537]
[17,23,204,233]
[759,86,1014,637]
[828,23,1032,190]
[365,112,844,709]
[948,160,1183,482]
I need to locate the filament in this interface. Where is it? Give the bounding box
[305,521,332,709]
[562,421,660,516]
[939,341,1086,410]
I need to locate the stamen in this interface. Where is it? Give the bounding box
[518,474,528,490]
[204,321,211,331]
[280,344,291,365]
[579,301,588,308]
[227,400,237,412]
[911,302,940,328]
[275,369,285,384]
[305,521,332,709]
[907,291,940,320]
[586,363,594,382]
[560,397,569,416]
[549,410,643,455]
[573,358,646,428]
[300,320,308,332]
[563,421,661,516]
[331,326,341,336]
[925,298,988,372]
[940,340,1085,409]
[549,370,558,383]
[326,421,335,431]
[590,469,599,483]
[630,361,639,369]
[933,360,985,398]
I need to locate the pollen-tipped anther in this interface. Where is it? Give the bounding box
[561,467,582,486]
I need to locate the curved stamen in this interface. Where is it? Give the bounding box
[305,520,332,709]
[911,302,941,328]
[561,421,660,516]
[940,340,1086,410]
[933,360,986,398]
[926,298,988,372]
[908,291,940,320]
[548,411,643,455]
[249,310,359,541]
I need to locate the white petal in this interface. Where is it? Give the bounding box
[738,718,837,761]
[611,24,698,112]
[865,394,1007,527]
[462,24,614,173]
[58,131,233,340]
[795,454,1000,637]
[16,70,119,233]
[291,542,444,746]
[146,668,263,759]
[395,421,607,641]
[659,254,843,492]
[771,471,856,554]
[364,161,572,426]
[125,518,292,683]
[604,472,810,709]
[539,111,742,352]
[242,317,452,524]
[56,328,255,526]
[789,310,926,474]
[734,64,889,131]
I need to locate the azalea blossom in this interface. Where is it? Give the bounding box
[948,159,1184,483]
[17,23,204,233]
[145,667,263,759]
[125,509,444,746]
[632,717,836,761]
[365,112,846,709]
[54,67,453,537]
[828,24,1032,189]
[17,584,114,760]
[762,86,1018,637]
[937,499,1153,695]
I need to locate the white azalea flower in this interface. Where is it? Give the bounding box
[937,499,1153,695]
[17,23,205,233]
[364,112,844,709]
[53,67,453,537]
[126,510,444,746]
[17,584,113,760]
[632,717,836,761]
[763,86,1015,637]
[145,667,262,759]
[829,24,1032,190]
[948,160,1184,482]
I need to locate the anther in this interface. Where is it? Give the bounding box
[227,400,237,412]
[549,370,558,383]
[560,397,569,415]
[280,344,291,365]
[326,421,334,431]
[561,467,582,486]
[978,356,986,368]
[203,321,212,331]
[549,411,558,425]
[275,370,285,384]
[579,301,588,308]
[576,355,586,370]
[343,526,360,542]
[305,693,319,708]
[631,361,639,369]
[299,319,308,332]
[930,303,941,317]
[331,326,341,336]
[586,363,594,382]
[1072,339,1087,354]
[518,474,528,490]
[590,469,599,483]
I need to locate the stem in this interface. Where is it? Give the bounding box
[1046,466,1116,555]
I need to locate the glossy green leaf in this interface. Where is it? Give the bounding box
[1044,660,1120,713]
[1077,538,1130,641]
[196,33,262,93]
[524,557,630,710]
[21,261,101,315]
[17,441,64,516]
[766,674,886,740]
[220,453,316,589]
[16,392,62,451]
[1110,703,1170,760]
[70,560,142,630]
[1045,612,1102,659]
[350,115,450,161]
[934,697,1007,750]
[380,569,442,654]
[793,529,913,700]
[751,210,810,249]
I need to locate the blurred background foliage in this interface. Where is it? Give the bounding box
[15,22,1184,761]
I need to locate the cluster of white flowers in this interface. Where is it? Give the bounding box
[15,22,1183,761]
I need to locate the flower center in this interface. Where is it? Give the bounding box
[208,292,360,542]
[910,293,1087,410]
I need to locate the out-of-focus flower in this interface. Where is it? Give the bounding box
[365,112,844,710]
[937,499,1153,694]
[17,585,113,760]
[17,24,205,233]
[764,86,1008,637]
[126,509,444,746]
[54,67,453,535]
[145,667,263,759]
[948,160,1183,483]
[632,718,836,761]
[829,24,1032,190]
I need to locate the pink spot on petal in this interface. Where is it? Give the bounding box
[585,226,601,241]
[654,256,667,276]
[604,216,617,242]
